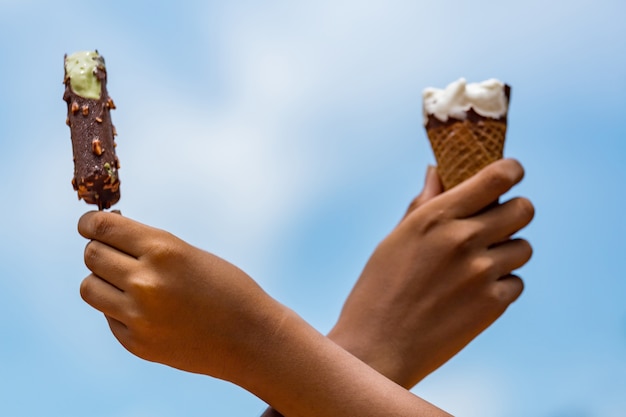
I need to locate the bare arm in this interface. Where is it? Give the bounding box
[78,212,451,417]
[328,158,534,388]
[78,159,531,417]
[262,159,533,415]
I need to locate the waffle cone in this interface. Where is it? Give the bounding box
[426,118,507,190]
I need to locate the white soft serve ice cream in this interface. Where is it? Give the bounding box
[422,78,508,125]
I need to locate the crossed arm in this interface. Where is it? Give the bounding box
[78,159,533,416]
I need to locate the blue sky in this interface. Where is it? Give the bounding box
[0,1,625,416]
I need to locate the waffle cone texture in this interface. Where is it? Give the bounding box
[426,117,507,190]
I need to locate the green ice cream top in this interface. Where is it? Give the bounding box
[65,51,104,100]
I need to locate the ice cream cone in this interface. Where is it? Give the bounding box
[422,78,510,190]
[426,115,507,190]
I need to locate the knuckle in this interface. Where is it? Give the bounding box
[145,232,183,263]
[119,333,144,358]
[501,158,524,181]
[410,206,447,235]
[147,241,174,262]
[484,165,511,190]
[484,159,524,191]
[451,222,483,253]
[125,306,147,327]
[83,241,98,268]
[128,273,158,296]
[490,277,524,304]
[505,158,524,176]
[519,239,534,262]
[489,284,510,304]
[470,256,497,279]
[79,277,94,302]
[90,212,114,238]
[121,311,159,360]
[514,197,535,222]
[405,196,421,214]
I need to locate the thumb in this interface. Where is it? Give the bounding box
[403,165,444,219]
[419,165,444,203]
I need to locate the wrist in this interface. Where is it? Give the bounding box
[231,307,318,409]
[327,321,419,389]
[238,308,450,416]
[220,295,293,387]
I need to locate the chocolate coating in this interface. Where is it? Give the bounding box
[425,107,507,130]
[63,53,120,210]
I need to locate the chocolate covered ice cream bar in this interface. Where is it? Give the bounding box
[63,50,120,210]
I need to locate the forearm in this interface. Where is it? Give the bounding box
[238,309,450,417]
[259,329,412,417]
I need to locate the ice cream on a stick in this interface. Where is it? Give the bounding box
[63,50,120,210]
[423,78,510,190]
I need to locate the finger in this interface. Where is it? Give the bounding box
[84,240,137,290]
[490,274,524,305]
[418,165,444,205]
[106,314,128,333]
[80,274,128,322]
[403,165,444,219]
[475,197,535,244]
[439,159,525,218]
[488,238,533,277]
[105,315,134,352]
[78,211,156,258]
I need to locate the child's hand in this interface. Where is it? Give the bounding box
[78,212,284,382]
[78,212,452,417]
[328,158,534,388]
